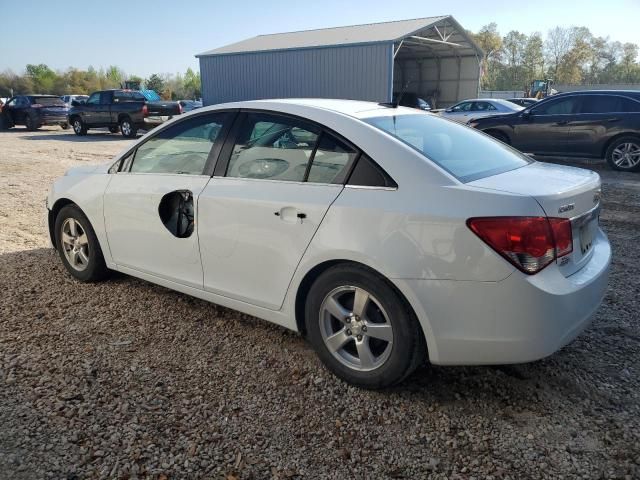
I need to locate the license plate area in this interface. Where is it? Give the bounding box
[579,219,597,255]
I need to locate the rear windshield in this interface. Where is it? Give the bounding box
[30,96,65,106]
[114,91,146,102]
[364,113,532,182]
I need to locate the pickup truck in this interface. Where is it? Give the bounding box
[68,89,182,138]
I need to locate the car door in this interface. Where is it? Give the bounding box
[198,111,357,310]
[511,96,579,155]
[2,97,19,124]
[81,92,101,125]
[12,96,30,124]
[103,111,234,288]
[567,94,631,156]
[443,101,473,122]
[470,101,498,120]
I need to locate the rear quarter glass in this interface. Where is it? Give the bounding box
[364,114,531,182]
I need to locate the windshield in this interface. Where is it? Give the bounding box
[364,113,532,182]
[31,96,65,106]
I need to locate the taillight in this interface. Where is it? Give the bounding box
[142,104,148,117]
[177,102,183,114]
[467,216,573,275]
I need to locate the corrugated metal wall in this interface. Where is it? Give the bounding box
[199,43,393,105]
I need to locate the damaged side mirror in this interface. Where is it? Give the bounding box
[158,190,194,238]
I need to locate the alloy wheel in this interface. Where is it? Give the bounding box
[612,142,640,169]
[73,120,82,134]
[61,218,90,271]
[121,121,131,136]
[319,286,394,371]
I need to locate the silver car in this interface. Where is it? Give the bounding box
[439,98,523,123]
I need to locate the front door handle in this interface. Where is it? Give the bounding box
[274,207,306,224]
[605,117,620,123]
[555,120,569,126]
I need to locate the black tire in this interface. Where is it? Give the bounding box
[0,113,10,130]
[60,122,70,130]
[119,117,137,138]
[108,126,120,134]
[71,117,87,136]
[305,264,426,389]
[54,204,109,282]
[25,113,39,131]
[605,136,640,172]
[486,129,509,144]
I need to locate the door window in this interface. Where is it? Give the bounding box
[307,133,357,184]
[16,97,29,107]
[533,97,579,115]
[129,113,230,175]
[623,98,640,112]
[86,93,100,105]
[451,102,472,112]
[5,97,17,106]
[580,95,624,113]
[472,101,497,111]
[226,113,320,181]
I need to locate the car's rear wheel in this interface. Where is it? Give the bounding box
[120,117,137,138]
[54,205,109,282]
[60,122,69,130]
[108,126,119,134]
[72,118,87,136]
[606,136,640,172]
[0,113,11,130]
[305,264,426,389]
[25,113,39,131]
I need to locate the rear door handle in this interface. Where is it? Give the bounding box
[555,120,569,126]
[605,117,620,123]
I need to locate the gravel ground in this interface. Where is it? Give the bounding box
[1,127,639,479]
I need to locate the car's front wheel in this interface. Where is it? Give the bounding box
[119,117,137,138]
[606,136,640,172]
[305,264,426,389]
[71,118,87,136]
[54,205,109,282]
[25,113,39,131]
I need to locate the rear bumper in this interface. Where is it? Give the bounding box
[403,229,611,365]
[141,116,172,130]
[40,115,68,125]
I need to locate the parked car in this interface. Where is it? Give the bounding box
[46,99,610,388]
[67,89,183,138]
[392,92,431,110]
[438,98,523,122]
[61,94,89,108]
[179,100,203,112]
[506,97,539,107]
[0,95,69,130]
[469,90,640,171]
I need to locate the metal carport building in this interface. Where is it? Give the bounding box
[196,16,483,108]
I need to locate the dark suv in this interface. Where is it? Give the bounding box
[469,90,640,171]
[0,95,69,131]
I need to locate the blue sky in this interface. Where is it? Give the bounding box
[1,0,638,77]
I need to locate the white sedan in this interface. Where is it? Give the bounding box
[47,99,611,388]
[438,98,524,123]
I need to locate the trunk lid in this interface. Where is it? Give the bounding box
[469,162,602,276]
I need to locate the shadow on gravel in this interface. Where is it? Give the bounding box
[19,133,137,142]
[1,246,639,478]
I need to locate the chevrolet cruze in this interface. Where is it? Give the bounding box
[46,99,611,388]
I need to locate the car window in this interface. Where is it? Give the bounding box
[580,95,625,114]
[623,97,640,112]
[307,133,358,184]
[130,113,230,175]
[364,113,531,183]
[347,154,397,188]
[532,97,579,115]
[31,96,65,106]
[86,93,100,105]
[473,102,497,111]
[6,98,16,106]
[16,97,29,107]
[226,113,320,181]
[451,102,472,112]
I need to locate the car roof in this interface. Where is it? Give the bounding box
[206,98,414,120]
[553,90,640,98]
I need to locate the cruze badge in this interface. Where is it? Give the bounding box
[558,203,575,214]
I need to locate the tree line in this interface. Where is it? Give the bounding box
[470,24,640,91]
[0,65,201,100]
